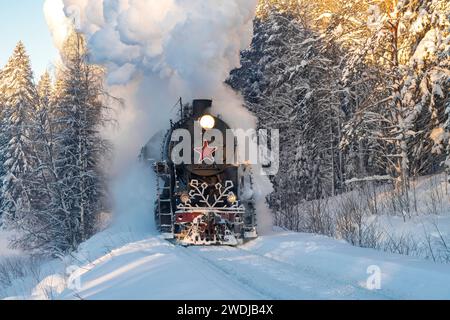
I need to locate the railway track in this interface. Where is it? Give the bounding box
[182,245,394,300]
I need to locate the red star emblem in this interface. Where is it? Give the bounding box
[194,141,218,164]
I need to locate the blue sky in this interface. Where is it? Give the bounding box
[0,0,58,79]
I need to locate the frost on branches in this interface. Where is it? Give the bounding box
[230,0,449,229]
[0,33,111,256]
[0,42,37,224]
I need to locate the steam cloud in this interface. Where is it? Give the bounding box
[44,0,274,234]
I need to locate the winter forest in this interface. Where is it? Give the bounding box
[0,0,450,297]
[230,0,450,260]
[0,33,111,255]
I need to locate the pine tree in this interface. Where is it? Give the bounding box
[230,10,346,221]
[0,66,6,219]
[400,0,450,176]
[11,69,64,254]
[341,0,450,195]
[37,72,52,109]
[228,0,450,232]
[51,31,110,251]
[30,72,55,212]
[9,32,112,255]
[0,42,38,223]
[35,72,54,162]
[257,0,314,23]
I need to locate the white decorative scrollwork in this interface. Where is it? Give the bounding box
[177,180,245,213]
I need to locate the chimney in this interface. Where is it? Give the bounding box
[192,99,213,118]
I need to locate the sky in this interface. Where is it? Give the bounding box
[0,0,58,79]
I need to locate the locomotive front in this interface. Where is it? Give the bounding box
[143,100,257,246]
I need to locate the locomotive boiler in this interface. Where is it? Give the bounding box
[140,99,257,246]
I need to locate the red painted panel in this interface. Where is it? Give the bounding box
[175,212,203,223]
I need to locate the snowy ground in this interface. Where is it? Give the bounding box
[353,174,450,262]
[2,228,448,300]
[288,174,450,263]
[1,172,450,300]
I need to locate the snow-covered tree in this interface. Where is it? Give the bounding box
[34,71,54,160]
[50,31,110,251]
[230,10,346,217]
[232,0,449,230]
[0,66,6,219]
[37,72,52,109]
[9,32,112,255]
[342,0,450,196]
[29,72,55,209]
[257,0,315,25]
[400,0,450,177]
[0,42,38,223]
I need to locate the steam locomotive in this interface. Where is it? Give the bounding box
[140,100,257,246]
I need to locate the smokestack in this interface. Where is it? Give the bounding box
[193,99,213,117]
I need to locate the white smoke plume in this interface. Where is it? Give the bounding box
[43,0,274,234]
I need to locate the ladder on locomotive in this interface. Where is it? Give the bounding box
[155,161,174,236]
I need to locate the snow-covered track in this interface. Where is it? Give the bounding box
[234,246,397,299]
[186,245,390,300]
[19,231,450,300]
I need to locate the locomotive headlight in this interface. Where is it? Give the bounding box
[200,115,215,130]
[227,193,237,204]
[180,193,190,204]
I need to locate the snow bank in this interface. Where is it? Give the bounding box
[244,232,450,300]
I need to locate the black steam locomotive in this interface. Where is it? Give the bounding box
[140,100,257,246]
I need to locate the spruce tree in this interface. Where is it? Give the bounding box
[52,31,110,251]
[0,67,6,220]
[230,10,345,223]
[10,33,111,255]
[0,42,38,223]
